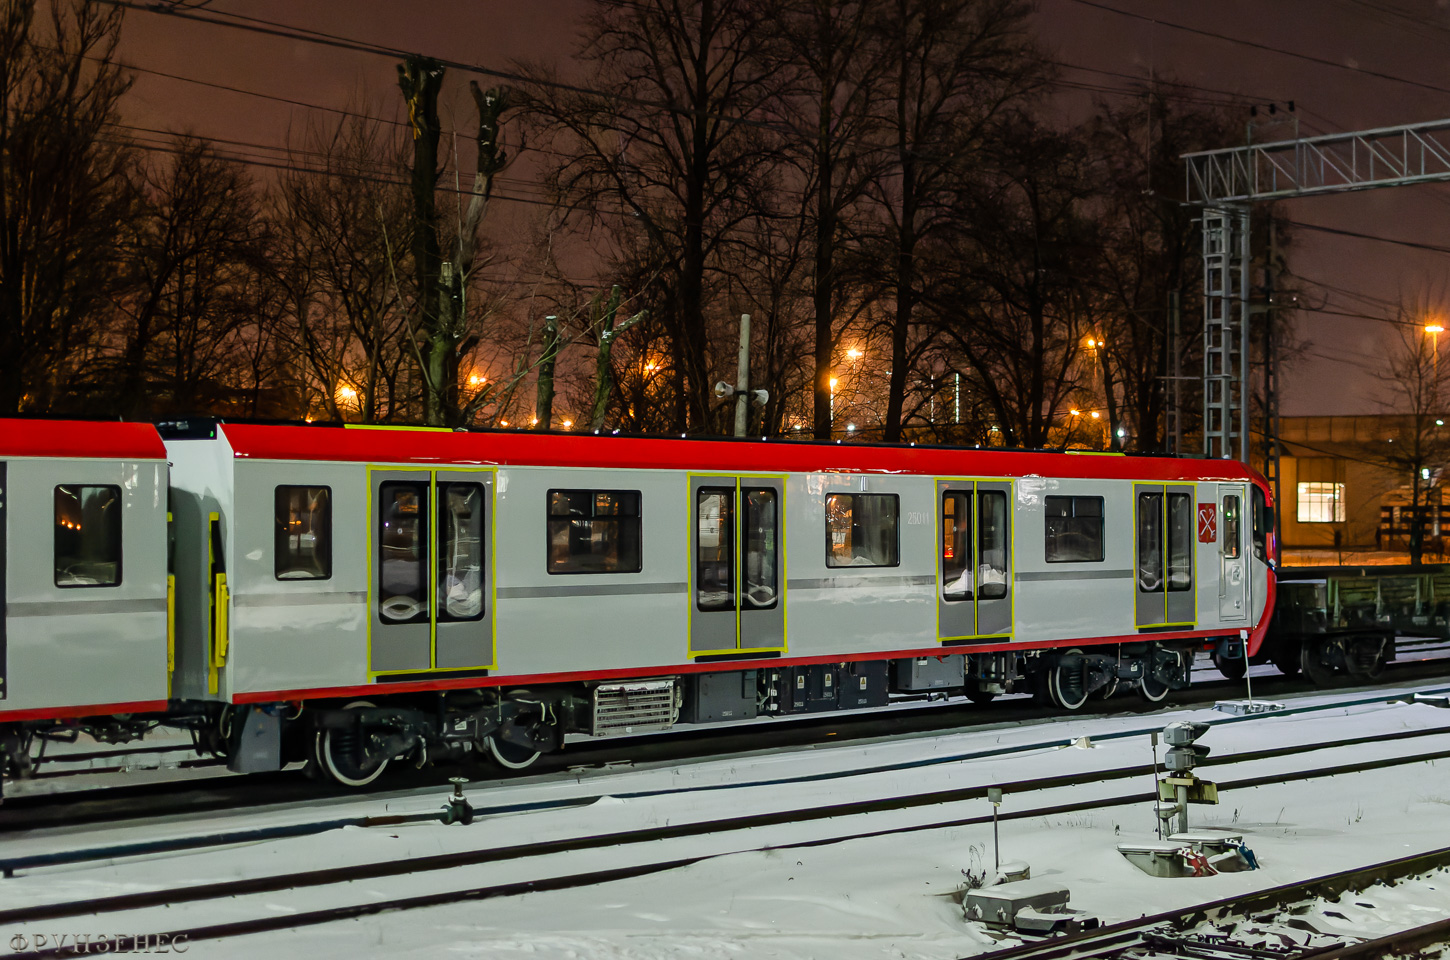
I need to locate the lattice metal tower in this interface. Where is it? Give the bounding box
[1200,207,1252,462]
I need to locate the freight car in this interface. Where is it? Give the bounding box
[0,419,1275,789]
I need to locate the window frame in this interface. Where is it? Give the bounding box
[824,492,901,569]
[377,480,430,624]
[274,484,333,581]
[437,481,487,623]
[1296,481,1345,523]
[741,486,779,611]
[53,484,123,589]
[546,488,644,575]
[1043,495,1105,564]
[695,486,735,611]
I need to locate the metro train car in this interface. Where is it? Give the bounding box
[0,418,1276,789]
[0,420,172,777]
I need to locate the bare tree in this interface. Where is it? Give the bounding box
[1372,318,1450,565]
[0,0,133,413]
[764,0,884,439]
[274,113,415,423]
[864,0,1046,442]
[526,0,781,433]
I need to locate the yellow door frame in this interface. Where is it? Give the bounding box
[687,472,788,657]
[1133,481,1198,629]
[935,476,1016,643]
[367,464,498,676]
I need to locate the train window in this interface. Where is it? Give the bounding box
[1252,486,1271,563]
[1168,493,1193,592]
[978,491,1009,599]
[438,483,485,621]
[379,482,428,622]
[941,492,972,601]
[54,485,122,587]
[826,493,899,568]
[547,489,642,574]
[696,487,733,610]
[274,486,332,580]
[1044,496,1104,563]
[1136,492,1163,592]
[1222,495,1241,560]
[742,488,779,610]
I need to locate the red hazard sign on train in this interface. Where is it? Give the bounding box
[1197,503,1217,543]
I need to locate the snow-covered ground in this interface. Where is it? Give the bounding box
[6,681,1450,959]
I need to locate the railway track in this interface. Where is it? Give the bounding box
[7,649,1450,834]
[972,846,1450,959]
[3,718,1450,957]
[7,677,1450,876]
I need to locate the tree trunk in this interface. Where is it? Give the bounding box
[398,56,446,425]
[535,313,560,429]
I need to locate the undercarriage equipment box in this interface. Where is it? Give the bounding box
[682,670,759,723]
[893,654,964,691]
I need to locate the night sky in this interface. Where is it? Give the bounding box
[112,0,1450,418]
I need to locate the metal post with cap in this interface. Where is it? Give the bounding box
[988,786,1003,871]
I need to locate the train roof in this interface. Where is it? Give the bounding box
[189,421,1270,490]
[0,418,167,460]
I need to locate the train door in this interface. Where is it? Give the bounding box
[0,462,6,702]
[937,479,1013,641]
[1135,482,1196,628]
[371,468,495,674]
[689,475,785,655]
[1218,484,1248,621]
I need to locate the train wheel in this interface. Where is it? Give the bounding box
[1138,674,1170,703]
[1273,648,1302,678]
[965,678,997,705]
[1300,638,1339,687]
[486,735,542,771]
[1212,652,1247,682]
[1346,637,1388,681]
[317,701,389,788]
[1048,649,1091,711]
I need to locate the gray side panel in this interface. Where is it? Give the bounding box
[1218,483,1249,621]
[1166,483,1197,625]
[739,477,785,650]
[1135,488,1166,626]
[937,482,975,639]
[1,461,7,701]
[371,469,432,673]
[975,480,1013,637]
[690,475,737,653]
[435,470,494,670]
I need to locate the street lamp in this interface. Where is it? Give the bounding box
[1427,323,1444,372]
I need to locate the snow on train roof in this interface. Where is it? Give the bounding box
[0,419,167,460]
[220,422,1270,491]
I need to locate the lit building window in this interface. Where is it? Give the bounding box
[1297,482,1345,523]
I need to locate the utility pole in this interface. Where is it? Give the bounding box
[733,314,751,437]
[397,56,447,426]
[1168,291,1182,457]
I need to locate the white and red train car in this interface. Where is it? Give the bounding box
[0,418,1275,788]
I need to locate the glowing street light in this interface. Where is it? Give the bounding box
[846,347,864,359]
[468,374,487,387]
[1090,411,1101,419]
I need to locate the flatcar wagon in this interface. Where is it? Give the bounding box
[0,418,1275,789]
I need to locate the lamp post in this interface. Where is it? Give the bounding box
[1427,323,1444,373]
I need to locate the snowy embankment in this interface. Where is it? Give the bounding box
[5,682,1450,959]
